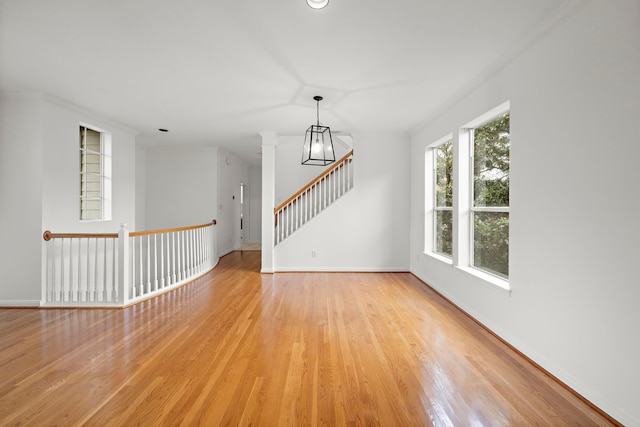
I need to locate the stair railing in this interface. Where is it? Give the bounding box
[274,150,353,245]
[42,220,217,307]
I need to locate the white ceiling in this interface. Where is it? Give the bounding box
[1,0,575,165]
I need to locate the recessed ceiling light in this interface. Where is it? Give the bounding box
[307,0,328,10]
[158,128,169,132]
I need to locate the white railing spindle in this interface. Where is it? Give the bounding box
[42,221,216,307]
[274,151,353,245]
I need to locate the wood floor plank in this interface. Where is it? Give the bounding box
[0,251,618,426]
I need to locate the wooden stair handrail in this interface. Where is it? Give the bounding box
[274,150,353,213]
[43,220,217,241]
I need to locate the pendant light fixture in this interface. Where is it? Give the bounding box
[302,96,335,166]
[307,0,329,9]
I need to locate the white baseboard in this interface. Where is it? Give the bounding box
[273,267,409,272]
[410,269,633,427]
[0,300,40,307]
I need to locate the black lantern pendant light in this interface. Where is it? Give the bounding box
[301,96,335,166]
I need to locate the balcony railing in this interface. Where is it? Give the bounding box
[42,221,217,307]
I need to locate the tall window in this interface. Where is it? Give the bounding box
[433,140,453,256]
[79,125,111,221]
[470,113,510,278]
[424,102,510,288]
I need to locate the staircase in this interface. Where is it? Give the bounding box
[274,150,354,245]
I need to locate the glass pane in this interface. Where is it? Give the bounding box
[81,198,102,220]
[434,210,452,256]
[85,128,101,151]
[435,141,453,207]
[473,113,509,207]
[473,211,509,278]
[79,125,103,221]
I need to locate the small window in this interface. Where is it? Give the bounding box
[433,140,453,256]
[470,112,510,278]
[79,125,111,221]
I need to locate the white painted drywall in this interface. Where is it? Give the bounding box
[247,165,262,243]
[275,135,350,206]
[409,1,640,424]
[274,132,410,271]
[144,146,218,231]
[0,92,138,305]
[42,97,137,233]
[135,144,146,231]
[0,92,44,305]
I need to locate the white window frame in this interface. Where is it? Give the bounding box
[431,136,453,259]
[79,123,112,221]
[457,101,510,289]
[424,135,453,264]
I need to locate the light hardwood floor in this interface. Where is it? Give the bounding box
[0,251,618,426]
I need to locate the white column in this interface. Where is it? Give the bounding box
[260,131,278,273]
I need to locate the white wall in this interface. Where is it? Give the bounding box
[0,92,138,305]
[135,144,146,231]
[275,135,350,206]
[409,1,640,425]
[145,146,218,231]
[274,132,410,271]
[216,149,249,255]
[42,97,137,233]
[247,165,262,243]
[0,92,44,305]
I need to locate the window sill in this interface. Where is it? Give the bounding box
[424,251,453,265]
[421,252,511,296]
[455,266,512,296]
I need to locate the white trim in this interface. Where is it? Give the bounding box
[0,300,41,307]
[425,136,454,256]
[428,133,453,149]
[424,251,453,265]
[273,267,409,273]
[462,100,511,129]
[466,106,510,282]
[79,124,112,221]
[471,206,509,213]
[411,266,633,426]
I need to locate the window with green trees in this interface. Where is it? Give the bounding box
[434,140,453,256]
[425,104,509,286]
[471,113,510,278]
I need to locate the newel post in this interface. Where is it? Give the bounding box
[118,224,130,305]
